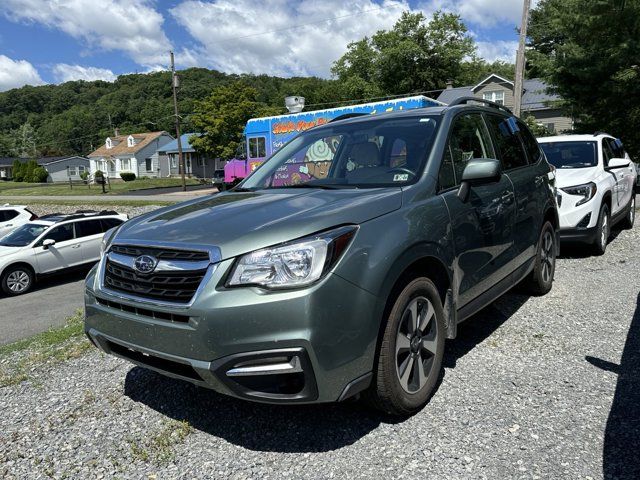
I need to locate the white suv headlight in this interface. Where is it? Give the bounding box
[561,182,597,206]
[227,226,357,289]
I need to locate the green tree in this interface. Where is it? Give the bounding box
[524,115,553,137]
[528,0,640,155]
[332,12,479,96]
[12,159,24,182]
[190,81,280,159]
[15,122,38,158]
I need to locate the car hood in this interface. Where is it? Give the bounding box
[114,188,402,260]
[555,167,599,189]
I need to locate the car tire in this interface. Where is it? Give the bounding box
[523,221,556,296]
[365,277,445,416]
[1,265,35,296]
[620,195,635,230]
[593,203,610,255]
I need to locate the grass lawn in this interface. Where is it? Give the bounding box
[0,177,202,196]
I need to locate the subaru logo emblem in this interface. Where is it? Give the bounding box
[133,255,157,274]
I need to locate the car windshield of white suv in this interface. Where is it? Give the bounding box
[239,116,440,189]
[0,223,48,247]
[540,141,598,168]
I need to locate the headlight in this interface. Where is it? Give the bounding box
[100,226,121,254]
[561,182,597,206]
[227,225,357,289]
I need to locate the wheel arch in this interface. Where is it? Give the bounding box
[0,261,37,279]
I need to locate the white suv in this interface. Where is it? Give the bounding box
[0,210,128,295]
[539,134,636,254]
[0,205,38,238]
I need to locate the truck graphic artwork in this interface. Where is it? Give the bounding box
[223,95,442,185]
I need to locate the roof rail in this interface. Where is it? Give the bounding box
[447,96,513,114]
[593,131,608,137]
[330,113,369,123]
[39,210,120,223]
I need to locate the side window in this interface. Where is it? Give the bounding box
[439,113,495,190]
[75,220,103,238]
[4,210,19,221]
[485,115,528,170]
[100,218,124,231]
[517,120,542,164]
[43,224,74,243]
[248,137,266,159]
[606,138,624,159]
[601,139,615,165]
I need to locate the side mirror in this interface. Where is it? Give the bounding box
[42,238,56,249]
[457,158,502,202]
[605,157,631,170]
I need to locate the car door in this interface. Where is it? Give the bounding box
[602,138,626,214]
[438,112,516,308]
[33,223,83,273]
[607,137,635,211]
[485,115,541,266]
[74,219,106,264]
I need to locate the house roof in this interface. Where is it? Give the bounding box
[435,76,560,111]
[471,74,514,92]
[158,133,201,154]
[88,131,170,158]
[0,155,88,167]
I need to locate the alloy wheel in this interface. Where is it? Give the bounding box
[601,214,609,247]
[540,230,555,284]
[395,296,438,394]
[7,270,30,293]
[630,197,636,224]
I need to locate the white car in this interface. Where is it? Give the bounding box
[0,205,38,238]
[0,210,128,295]
[539,134,636,254]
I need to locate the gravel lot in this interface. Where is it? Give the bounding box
[1,223,638,479]
[26,203,164,219]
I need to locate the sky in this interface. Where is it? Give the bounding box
[0,0,531,92]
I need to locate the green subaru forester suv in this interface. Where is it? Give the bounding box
[85,99,558,415]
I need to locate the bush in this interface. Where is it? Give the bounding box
[120,172,136,182]
[80,171,88,181]
[31,166,49,183]
[12,160,25,182]
[94,170,104,178]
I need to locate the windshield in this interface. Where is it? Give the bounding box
[240,116,440,189]
[0,223,48,247]
[540,141,598,169]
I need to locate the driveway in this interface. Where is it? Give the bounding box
[0,269,87,346]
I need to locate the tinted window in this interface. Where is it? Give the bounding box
[605,137,625,159]
[517,120,542,164]
[100,218,124,231]
[540,141,598,169]
[485,115,528,170]
[602,139,615,165]
[439,113,495,189]
[75,219,103,238]
[43,224,74,243]
[0,210,19,222]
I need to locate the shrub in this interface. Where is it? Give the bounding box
[120,172,136,182]
[80,171,88,181]
[94,170,104,178]
[12,160,25,182]
[23,160,36,182]
[31,166,49,183]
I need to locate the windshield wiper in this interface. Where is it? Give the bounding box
[281,183,354,190]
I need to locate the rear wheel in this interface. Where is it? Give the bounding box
[620,195,635,229]
[365,278,445,416]
[523,221,556,296]
[593,204,610,255]
[1,265,35,296]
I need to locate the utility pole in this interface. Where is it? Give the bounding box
[513,0,531,118]
[170,51,186,191]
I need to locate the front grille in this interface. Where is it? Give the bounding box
[104,259,207,303]
[110,244,209,261]
[95,297,190,323]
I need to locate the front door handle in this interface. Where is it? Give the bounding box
[535,176,544,186]
[71,244,81,249]
[501,191,514,204]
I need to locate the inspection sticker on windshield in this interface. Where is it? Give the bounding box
[393,173,409,182]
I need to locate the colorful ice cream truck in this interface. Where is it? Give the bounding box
[223,95,441,186]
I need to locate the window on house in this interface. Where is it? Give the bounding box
[197,157,205,167]
[170,156,178,168]
[248,137,267,159]
[544,123,556,133]
[68,166,78,176]
[121,159,131,171]
[145,158,152,171]
[128,136,135,147]
[482,90,505,106]
[78,165,86,174]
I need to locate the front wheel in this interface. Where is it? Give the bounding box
[620,195,635,229]
[365,278,445,416]
[593,203,610,255]
[1,265,35,296]
[523,221,556,296]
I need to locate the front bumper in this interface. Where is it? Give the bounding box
[84,259,379,404]
[558,225,598,244]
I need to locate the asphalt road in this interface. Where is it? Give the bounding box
[0,269,87,346]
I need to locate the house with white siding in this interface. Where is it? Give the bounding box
[437,74,573,134]
[87,131,174,179]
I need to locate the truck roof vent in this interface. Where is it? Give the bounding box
[285,96,305,113]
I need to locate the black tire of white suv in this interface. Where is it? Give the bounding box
[620,195,635,230]
[1,265,35,296]
[593,203,610,256]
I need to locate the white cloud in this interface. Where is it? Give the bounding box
[433,0,539,28]
[0,54,44,91]
[52,64,117,83]
[3,0,172,67]
[170,0,414,77]
[476,40,518,63]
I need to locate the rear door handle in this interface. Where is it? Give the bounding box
[71,244,81,249]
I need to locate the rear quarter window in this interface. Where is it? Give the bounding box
[485,114,528,170]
